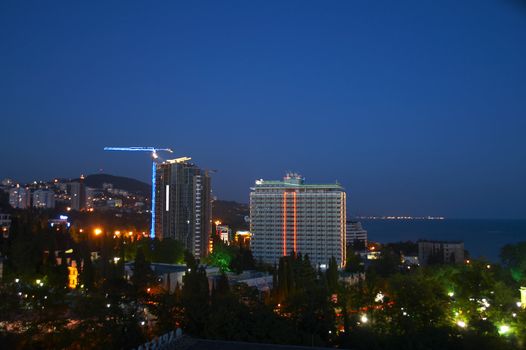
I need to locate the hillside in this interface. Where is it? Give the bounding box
[212,200,249,232]
[82,174,150,195]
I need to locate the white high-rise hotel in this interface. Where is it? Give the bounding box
[250,173,346,268]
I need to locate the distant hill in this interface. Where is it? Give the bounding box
[82,174,150,195]
[77,175,250,230]
[212,200,249,232]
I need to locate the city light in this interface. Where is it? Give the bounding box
[498,325,510,335]
[94,228,103,236]
[457,321,467,328]
[360,315,368,323]
[448,291,454,297]
[375,292,385,303]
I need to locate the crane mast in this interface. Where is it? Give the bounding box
[104,146,174,238]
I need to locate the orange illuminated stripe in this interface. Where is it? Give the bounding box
[293,192,297,253]
[283,192,287,256]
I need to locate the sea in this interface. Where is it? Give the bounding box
[360,219,526,262]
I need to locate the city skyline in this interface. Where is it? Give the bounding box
[2,1,526,219]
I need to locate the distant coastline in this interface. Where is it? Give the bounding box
[360,218,526,262]
[354,216,445,220]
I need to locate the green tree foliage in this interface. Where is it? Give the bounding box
[385,241,418,256]
[124,238,185,264]
[207,239,256,273]
[230,244,255,273]
[208,240,233,272]
[367,247,401,278]
[500,241,526,283]
[182,265,209,336]
[131,247,155,292]
[327,256,339,294]
[346,245,363,273]
[386,271,449,333]
[274,253,335,345]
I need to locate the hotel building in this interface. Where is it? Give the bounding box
[250,173,346,268]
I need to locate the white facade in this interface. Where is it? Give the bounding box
[216,225,232,243]
[250,174,346,268]
[33,189,56,209]
[346,220,368,249]
[418,240,465,265]
[9,187,31,209]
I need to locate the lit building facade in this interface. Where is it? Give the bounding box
[33,189,56,209]
[346,220,368,250]
[418,240,465,265]
[154,158,212,258]
[9,186,31,209]
[69,179,86,211]
[216,224,231,243]
[250,173,346,268]
[0,213,11,238]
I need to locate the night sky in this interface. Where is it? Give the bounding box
[1,1,525,219]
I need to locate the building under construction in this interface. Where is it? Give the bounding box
[154,157,212,258]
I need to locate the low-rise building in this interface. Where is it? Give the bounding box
[216,224,231,243]
[346,220,368,250]
[418,240,464,265]
[0,213,11,238]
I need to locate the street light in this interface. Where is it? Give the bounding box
[94,228,103,236]
[499,324,510,335]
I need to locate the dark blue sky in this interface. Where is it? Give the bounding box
[1,1,526,219]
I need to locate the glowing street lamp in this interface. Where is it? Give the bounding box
[520,287,526,309]
[94,228,103,236]
[498,324,510,335]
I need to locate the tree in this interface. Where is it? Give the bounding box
[208,240,233,272]
[346,245,363,273]
[327,256,339,294]
[368,247,400,278]
[181,266,209,336]
[500,241,526,283]
[131,248,155,292]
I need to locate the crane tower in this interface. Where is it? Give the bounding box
[104,146,173,238]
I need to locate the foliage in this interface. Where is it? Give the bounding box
[346,245,363,273]
[500,241,526,283]
[207,239,255,273]
[124,237,185,264]
[367,246,401,278]
[131,247,156,292]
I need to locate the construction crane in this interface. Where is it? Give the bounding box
[104,146,174,239]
